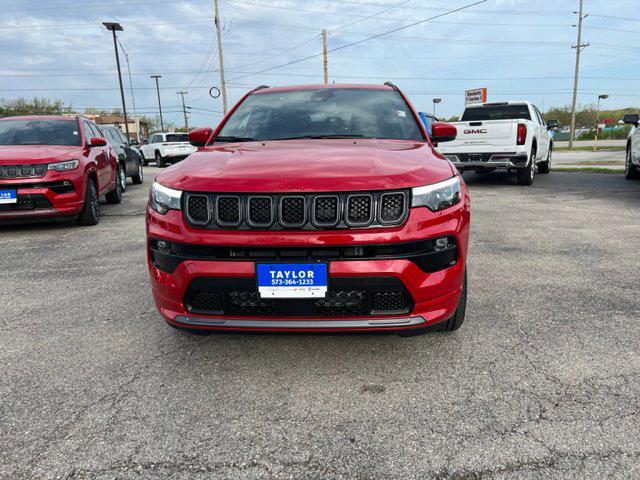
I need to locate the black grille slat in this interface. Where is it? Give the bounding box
[187,292,224,314]
[185,191,408,230]
[0,194,52,212]
[315,291,369,317]
[380,193,406,224]
[216,196,241,226]
[346,195,372,226]
[248,196,273,226]
[280,196,305,226]
[186,195,209,224]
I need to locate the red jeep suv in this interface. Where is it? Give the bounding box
[147,84,470,334]
[0,115,122,226]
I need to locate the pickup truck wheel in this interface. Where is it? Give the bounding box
[517,149,536,186]
[625,148,640,180]
[398,270,467,336]
[538,146,551,174]
[77,179,99,226]
[105,166,124,204]
[131,160,144,184]
[155,152,167,168]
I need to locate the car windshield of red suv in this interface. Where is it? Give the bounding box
[216,88,423,142]
[0,119,81,146]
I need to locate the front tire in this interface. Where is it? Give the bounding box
[538,144,551,174]
[105,166,124,204]
[77,179,99,226]
[517,148,536,186]
[155,152,167,168]
[131,160,144,185]
[625,148,640,180]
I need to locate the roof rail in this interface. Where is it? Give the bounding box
[383,81,399,90]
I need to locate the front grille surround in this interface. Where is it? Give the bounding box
[184,190,409,231]
[0,163,47,179]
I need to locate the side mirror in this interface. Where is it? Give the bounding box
[88,137,107,147]
[546,119,559,130]
[130,139,139,146]
[189,127,213,147]
[430,122,457,144]
[623,114,639,126]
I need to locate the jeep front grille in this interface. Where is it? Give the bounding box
[183,191,409,230]
[0,163,47,179]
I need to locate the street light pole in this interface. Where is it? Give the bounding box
[151,75,164,132]
[594,94,609,152]
[103,22,130,141]
[432,98,442,117]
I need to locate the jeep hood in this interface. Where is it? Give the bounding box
[0,145,82,165]
[157,139,455,193]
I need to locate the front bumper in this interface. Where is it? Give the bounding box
[0,170,86,223]
[146,195,470,333]
[444,153,529,171]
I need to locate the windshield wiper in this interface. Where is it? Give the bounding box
[272,134,366,140]
[212,135,255,143]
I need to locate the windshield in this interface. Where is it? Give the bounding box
[217,88,423,141]
[165,134,189,143]
[0,119,81,146]
[461,105,531,122]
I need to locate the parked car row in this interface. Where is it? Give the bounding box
[0,115,143,226]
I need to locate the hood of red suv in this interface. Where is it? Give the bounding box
[157,139,455,193]
[0,145,82,165]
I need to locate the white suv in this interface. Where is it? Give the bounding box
[140,132,196,168]
[623,114,640,180]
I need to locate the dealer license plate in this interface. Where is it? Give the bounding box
[257,263,328,299]
[0,189,17,204]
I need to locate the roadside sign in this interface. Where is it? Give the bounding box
[465,88,487,106]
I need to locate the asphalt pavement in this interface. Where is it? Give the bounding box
[554,150,626,170]
[1,166,639,479]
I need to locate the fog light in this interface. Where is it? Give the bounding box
[434,237,452,251]
[157,240,170,252]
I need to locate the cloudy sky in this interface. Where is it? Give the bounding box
[1,0,638,128]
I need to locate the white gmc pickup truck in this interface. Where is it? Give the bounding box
[438,101,558,186]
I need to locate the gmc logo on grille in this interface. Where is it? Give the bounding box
[464,129,488,134]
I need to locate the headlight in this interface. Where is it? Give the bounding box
[47,160,79,172]
[411,176,462,212]
[150,182,182,214]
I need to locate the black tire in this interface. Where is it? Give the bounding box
[625,147,640,180]
[105,166,124,204]
[77,178,99,226]
[538,144,551,174]
[140,152,148,166]
[155,151,166,168]
[131,160,144,185]
[398,270,467,336]
[517,148,536,186]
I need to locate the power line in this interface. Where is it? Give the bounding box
[228,0,487,83]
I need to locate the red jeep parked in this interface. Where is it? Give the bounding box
[0,115,123,225]
[147,84,470,334]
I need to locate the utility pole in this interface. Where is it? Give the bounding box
[151,75,164,132]
[119,40,140,142]
[103,22,131,141]
[177,91,189,131]
[214,0,228,113]
[322,29,329,84]
[569,0,589,149]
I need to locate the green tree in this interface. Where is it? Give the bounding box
[0,97,74,116]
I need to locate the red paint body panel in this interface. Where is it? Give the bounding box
[0,116,117,222]
[146,85,471,332]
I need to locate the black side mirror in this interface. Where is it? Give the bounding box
[546,119,559,130]
[130,140,139,146]
[623,114,639,126]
